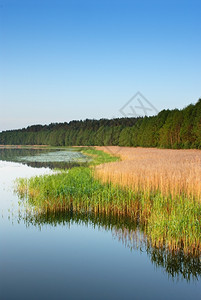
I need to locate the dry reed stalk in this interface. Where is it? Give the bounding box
[95,147,201,200]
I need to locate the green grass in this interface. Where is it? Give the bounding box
[16,166,201,254]
[77,147,120,165]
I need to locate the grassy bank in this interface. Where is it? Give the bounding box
[16,162,201,254]
[79,147,120,165]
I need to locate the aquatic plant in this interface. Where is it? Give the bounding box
[79,147,120,165]
[16,166,201,255]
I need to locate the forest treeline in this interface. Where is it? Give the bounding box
[0,99,200,149]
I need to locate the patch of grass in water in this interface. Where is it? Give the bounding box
[75,147,120,165]
[16,166,201,255]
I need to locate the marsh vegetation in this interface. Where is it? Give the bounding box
[16,147,201,256]
[0,144,200,300]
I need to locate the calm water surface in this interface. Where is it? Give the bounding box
[0,149,200,300]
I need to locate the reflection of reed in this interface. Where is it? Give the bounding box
[147,244,201,282]
[112,227,146,251]
[18,205,201,282]
[111,227,201,282]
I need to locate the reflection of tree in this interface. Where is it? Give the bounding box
[18,207,201,282]
[20,161,87,169]
[0,148,88,169]
[0,148,50,162]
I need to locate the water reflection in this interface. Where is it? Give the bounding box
[0,148,88,169]
[17,161,87,169]
[17,206,201,282]
[0,147,50,161]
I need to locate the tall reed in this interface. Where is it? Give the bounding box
[95,147,201,201]
[16,166,201,255]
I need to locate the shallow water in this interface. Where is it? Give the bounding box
[0,149,200,300]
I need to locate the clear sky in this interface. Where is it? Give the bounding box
[0,0,201,131]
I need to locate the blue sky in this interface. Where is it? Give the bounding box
[0,0,201,131]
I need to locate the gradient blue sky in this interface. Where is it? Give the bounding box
[0,0,201,131]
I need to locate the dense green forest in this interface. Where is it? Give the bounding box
[1,99,201,149]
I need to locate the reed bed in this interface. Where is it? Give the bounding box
[95,147,201,201]
[16,166,201,255]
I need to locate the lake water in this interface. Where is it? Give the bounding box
[0,148,200,300]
